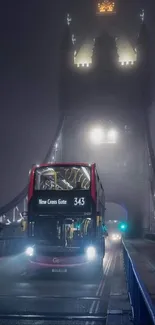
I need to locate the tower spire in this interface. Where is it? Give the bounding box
[137,12,150,70]
[67,13,72,26]
[72,34,76,45]
[140,9,145,23]
[60,13,74,73]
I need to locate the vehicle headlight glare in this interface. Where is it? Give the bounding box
[111,233,121,241]
[25,247,34,256]
[86,246,96,260]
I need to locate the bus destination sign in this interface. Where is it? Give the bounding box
[38,197,86,206]
[31,190,92,215]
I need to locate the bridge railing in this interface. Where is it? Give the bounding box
[0,114,65,224]
[146,137,155,235]
[0,237,27,256]
[123,241,155,325]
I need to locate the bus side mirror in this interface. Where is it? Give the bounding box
[22,211,28,217]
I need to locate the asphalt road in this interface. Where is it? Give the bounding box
[0,240,121,325]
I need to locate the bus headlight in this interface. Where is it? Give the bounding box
[111,233,121,241]
[25,247,34,256]
[86,246,96,260]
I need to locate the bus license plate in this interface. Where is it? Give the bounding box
[51,269,67,273]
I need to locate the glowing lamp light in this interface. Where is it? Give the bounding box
[111,233,121,241]
[86,246,96,260]
[118,222,128,232]
[90,127,104,145]
[107,129,117,143]
[25,247,34,256]
[97,1,116,15]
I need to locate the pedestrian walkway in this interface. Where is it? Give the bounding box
[124,239,155,306]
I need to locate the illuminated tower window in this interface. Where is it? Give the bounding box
[96,0,116,15]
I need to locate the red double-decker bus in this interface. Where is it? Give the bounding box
[25,163,106,276]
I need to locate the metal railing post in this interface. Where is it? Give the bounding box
[13,208,16,223]
[24,197,27,212]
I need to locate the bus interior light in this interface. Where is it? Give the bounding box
[86,246,96,260]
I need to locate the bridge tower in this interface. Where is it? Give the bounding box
[136,10,155,234]
[59,13,74,115]
[60,3,152,236]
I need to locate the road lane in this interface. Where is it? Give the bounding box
[0,241,119,320]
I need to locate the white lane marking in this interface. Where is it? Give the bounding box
[86,259,109,324]
[86,255,113,325]
[87,256,113,325]
[95,256,113,310]
[147,259,155,271]
[96,278,103,296]
[98,257,112,297]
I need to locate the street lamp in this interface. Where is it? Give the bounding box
[90,127,104,145]
[90,127,118,145]
[107,129,117,144]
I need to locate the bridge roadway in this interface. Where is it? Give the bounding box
[0,240,131,325]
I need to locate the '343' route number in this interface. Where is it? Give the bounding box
[74,197,85,206]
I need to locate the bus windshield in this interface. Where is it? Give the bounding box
[34,165,90,191]
[33,217,94,248]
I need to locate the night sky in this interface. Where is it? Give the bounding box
[0,0,155,206]
[0,1,66,205]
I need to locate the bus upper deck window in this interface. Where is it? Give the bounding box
[75,182,81,189]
